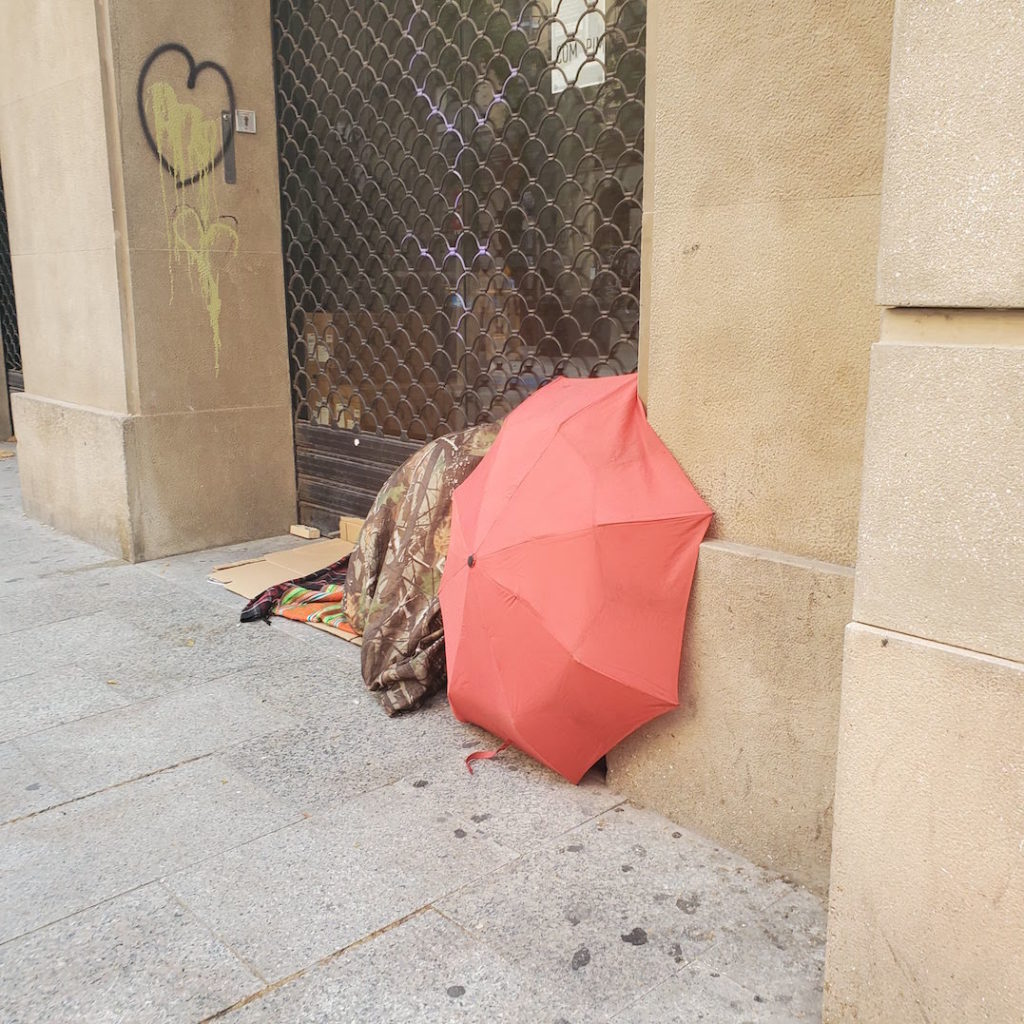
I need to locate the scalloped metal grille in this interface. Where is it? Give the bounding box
[273,0,645,524]
[0,164,22,392]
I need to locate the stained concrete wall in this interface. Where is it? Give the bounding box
[827,625,1024,1022]
[0,0,130,414]
[824,3,1024,1020]
[877,1,1024,308]
[826,314,1024,1022]
[609,542,853,894]
[0,0,136,549]
[611,0,894,895]
[0,0,295,560]
[637,0,894,567]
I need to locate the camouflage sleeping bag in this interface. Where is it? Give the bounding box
[343,421,500,714]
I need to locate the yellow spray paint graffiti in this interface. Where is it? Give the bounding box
[146,81,238,373]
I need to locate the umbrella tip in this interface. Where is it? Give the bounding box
[468,554,476,568]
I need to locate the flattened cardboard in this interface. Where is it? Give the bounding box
[208,538,355,600]
[210,533,366,647]
[311,622,363,647]
[339,516,363,543]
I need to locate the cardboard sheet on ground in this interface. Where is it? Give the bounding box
[208,532,363,646]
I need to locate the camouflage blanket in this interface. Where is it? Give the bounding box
[343,422,500,714]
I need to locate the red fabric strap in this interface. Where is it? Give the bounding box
[465,740,511,774]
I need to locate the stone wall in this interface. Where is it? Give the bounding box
[611,0,895,895]
[0,0,295,559]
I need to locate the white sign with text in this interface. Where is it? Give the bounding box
[550,0,606,94]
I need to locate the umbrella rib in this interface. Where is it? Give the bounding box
[482,566,675,721]
[480,569,578,667]
[479,537,691,702]
[468,382,632,557]
[477,509,712,562]
[480,566,665,699]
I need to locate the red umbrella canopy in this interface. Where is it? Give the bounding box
[439,374,712,783]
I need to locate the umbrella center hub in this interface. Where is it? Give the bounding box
[468,554,476,568]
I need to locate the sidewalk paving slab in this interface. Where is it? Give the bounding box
[219,908,566,1024]
[434,803,820,1020]
[14,676,296,797]
[0,741,68,820]
[0,756,300,942]
[0,449,826,1023]
[0,884,263,1024]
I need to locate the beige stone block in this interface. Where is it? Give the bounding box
[12,249,128,413]
[11,393,134,559]
[649,0,893,210]
[607,541,853,896]
[127,250,290,416]
[108,0,284,257]
[0,0,100,105]
[854,331,1024,663]
[644,195,882,566]
[11,395,296,561]
[127,403,296,560]
[878,0,1024,307]
[825,624,1024,1023]
[0,70,115,258]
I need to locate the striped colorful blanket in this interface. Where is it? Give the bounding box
[239,555,354,636]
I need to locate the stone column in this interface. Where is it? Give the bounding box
[824,3,1024,1020]
[0,1,295,560]
[610,0,895,895]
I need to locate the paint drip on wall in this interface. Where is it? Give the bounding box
[146,81,238,374]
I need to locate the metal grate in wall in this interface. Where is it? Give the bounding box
[273,0,645,524]
[0,164,23,393]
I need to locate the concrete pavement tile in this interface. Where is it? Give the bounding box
[610,963,799,1024]
[163,817,410,981]
[234,664,368,722]
[0,519,113,580]
[0,627,303,711]
[15,676,296,795]
[164,780,518,980]
[315,775,520,897]
[0,883,262,1024]
[0,569,326,693]
[435,805,804,1018]
[0,569,124,636]
[439,850,685,1019]
[530,803,795,910]
[0,756,300,942]
[0,666,129,741]
[0,741,67,820]
[240,659,455,741]
[69,622,320,702]
[395,697,499,761]
[0,612,153,682]
[391,745,622,854]
[137,536,339,617]
[221,687,488,814]
[221,909,570,1024]
[694,886,826,1021]
[221,718,421,814]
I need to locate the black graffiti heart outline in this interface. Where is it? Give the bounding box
[136,42,236,189]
